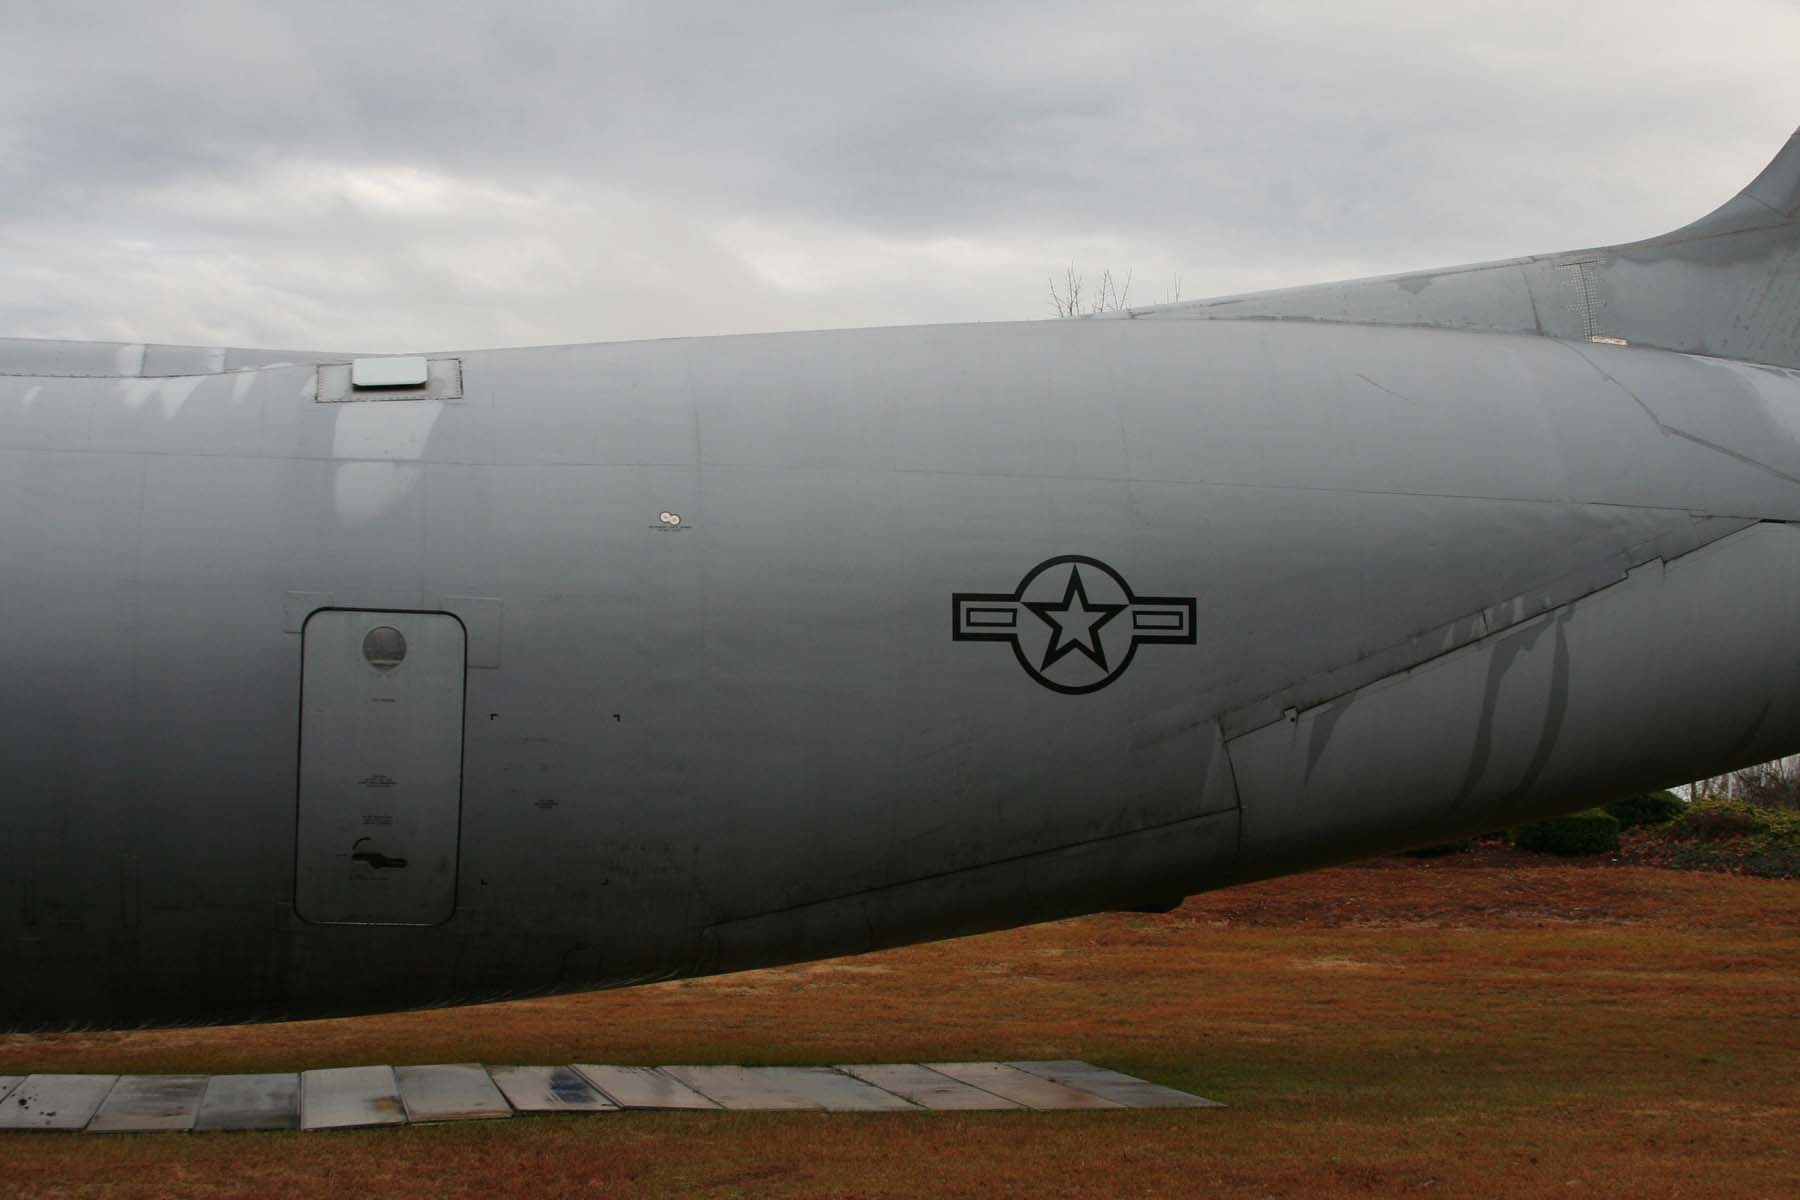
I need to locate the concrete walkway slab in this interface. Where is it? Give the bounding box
[926,1062,1123,1110]
[87,1075,208,1133]
[839,1063,1022,1110]
[659,1066,821,1110]
[489,1066,616,1113]
[0,1074,119,1131]
[751,1067,919,1111]
[300,1066,405,1131]
[0,1060,1201,1131]
[396,1064,512,1123]
[194,1073,300,1132]
[1009,1060,1223,1108]
[574,1065,719,1110]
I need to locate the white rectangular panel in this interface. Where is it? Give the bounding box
[194,1073,300,1131]
[924,1062,1122,1110]
[395,1063,512,1122]
[296,611,466,925]
[572,1065,719,1110]
[488,1066,617,1113]
[750,1067,918,1111]
[0,1075,118,1131]
[352,356,429,388]
[657,1066,819,1110]
[86,1075,208,1133]
[1008,1060,1222,1108]
[838,1064,1020,1110]
[300,1066,406,1130]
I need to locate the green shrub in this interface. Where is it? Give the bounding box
[1676,797,1800,842]
[1605,790,1685,830]
[1627,797,1800,879]
[1515,808,1620,855]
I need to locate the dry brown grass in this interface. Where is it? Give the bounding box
[3,860,1797,1198]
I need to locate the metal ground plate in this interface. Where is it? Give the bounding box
[0,1060,1217,1133]
[194,1073,300,1132]
[88,1075,209,1133]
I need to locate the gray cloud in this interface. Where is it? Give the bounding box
[3,1,1799,349]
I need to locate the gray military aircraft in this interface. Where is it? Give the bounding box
[4,128,1799,1031]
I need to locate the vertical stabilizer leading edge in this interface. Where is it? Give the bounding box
[1122,126,1800,370]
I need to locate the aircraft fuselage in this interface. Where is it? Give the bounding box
[5,317,1800,1028]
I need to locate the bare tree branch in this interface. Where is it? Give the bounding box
[1050,264,1142,317]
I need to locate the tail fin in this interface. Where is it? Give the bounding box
[1125,126,1800,370]
[1664,126,1800,236]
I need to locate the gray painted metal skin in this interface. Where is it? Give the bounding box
[4,130,1800,1030]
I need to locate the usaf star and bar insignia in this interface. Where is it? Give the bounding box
[953,555,1196,694]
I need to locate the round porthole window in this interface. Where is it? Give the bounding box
[362,625,407,670]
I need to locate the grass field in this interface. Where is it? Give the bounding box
[3,856,1797,1198]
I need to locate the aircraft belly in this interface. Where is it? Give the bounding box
[1226,521,1800,877]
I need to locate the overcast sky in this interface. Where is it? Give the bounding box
[4,1,1800,352]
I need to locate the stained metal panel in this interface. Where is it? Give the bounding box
[0,1076,22,1102]
[0,1074,118,1131]
[87,1075,208,1133]
[296,611,466,926]
[487,1066,616,1113]
[572,1065,718,1110]
[925,1063,1122,1110]
[837,1064,1021,1111]
[395,1063,511,1122]
[299,1066,406,1130]
[1008,1061,1222,1109]
[747,1067,918,1111]
[658,1066,820,1110]
[194,1073,300,1131]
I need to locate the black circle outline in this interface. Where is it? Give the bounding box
[1007,554,1140,695]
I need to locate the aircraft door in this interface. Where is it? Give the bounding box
[295,610,466,925]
